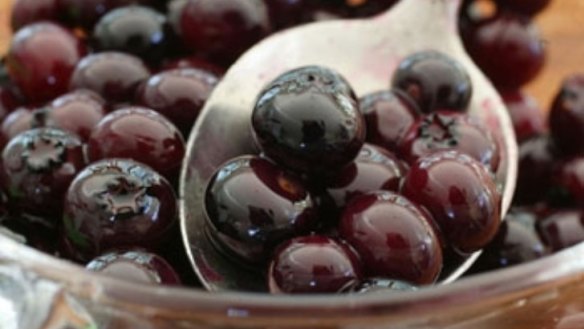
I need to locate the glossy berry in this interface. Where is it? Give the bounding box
[551,157,584,208]
[549,74,584,156]
[0,107,33,150]
[469,209,548,273]
[135,68,219,136]
[161,56,225,77]
[347,278,418,294]
[399,111,500,172]
[60,0,146,30]
[69,52,150,103]
[538,210,584,252]
[0,128,85,218]
[339,191,443,284]
[87,107,185,180]
[62,159,177,261]
[31,90,107,141]
[93,5,173,64]
[392,50,472,114]
[6,22,86,103]
[514,136,557,205]
[360,90,419,153]
[268,235,362,294]
[324,144,407,209]
[0,86,21,122]
[402,151,501,254]
[179,0,271,65]
[461,12,545,91]
[494,0,551,17]
[10,0,62,31]
[252,66,365,174]
[502,90,546,143]
[204,155,318,264]
[86,249,181,285]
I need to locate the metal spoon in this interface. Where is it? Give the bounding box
[179,0,518,292]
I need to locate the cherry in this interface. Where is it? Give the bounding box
[494,0,552,17]
[93,5,174,65]
[392,50,472,114]
[0,128,86,218]
[461,11,545,91]
[6,22,87,103]
[0,86,22,122]
[268,235,362,294]
[0,107,34,150]
[360,90,419,153]
[30,90,107,141]
[502,90,546,143]
[514,136,557,205]
[402,151,501,254]
[62,159,177,261]
[179,0,272,65]
[468,208,548,274]
[10,0,62,31]
[549,74,584,156]
[399,111,500,172]
[87,107,185,180]
[161,56,225,77]
[69,52,151,104]
[265,0,309,30]
[252,66,365,174]
[324,144,407,210]
[339,191,443,285]
[537,210,584,252]
[204,155,318,264]
[135,68,219,137]
[60,0,150,31]
[86,249,182,285]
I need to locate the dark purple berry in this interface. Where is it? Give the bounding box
[549,74,584,156]
[538,210,584,252]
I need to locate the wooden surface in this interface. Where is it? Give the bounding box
[0,1,582,109]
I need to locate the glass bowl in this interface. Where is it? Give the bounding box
[1,1,584,329]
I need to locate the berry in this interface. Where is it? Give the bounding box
[502,90,546,143]
[402,151,501,254]
[339,191,443,284]
[0,86,21,122]
[538,210,584,252]
[10,0,62,31]
[135,68,219,136]
[549,74,584,156]
[347,278,418,294]
[0,128,86,218]
[494,0,551,17]
[551,157,584,208]
[399,111,500,172]
[514,136,557,205]
[360,90,419,153]
[62,159,177,261]
[86,249,182,285]
[0,107,33,149]
[60,0,147,31]
[161,56,225,77]
[461,12,545,91]
[87,107,185,180]
[179,0,271,65]
[6,22,86,103]
[70,52,150,103]
[392,50,472,114]
[252,66,365,174]
[204,155,318,264]
[265,0,309,30]
[268,235,362,294]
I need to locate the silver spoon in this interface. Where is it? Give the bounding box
[179,0,518,292]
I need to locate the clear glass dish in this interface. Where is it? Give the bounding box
[2,234,584,329]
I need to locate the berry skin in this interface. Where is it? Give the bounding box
[550,157,584,208]
[360,90,419,153]
[62,159,177,261]
[87,107,185,180]
[402,151,501,254]
[252,66,365,174]
[6,22,87,103]
[0,128,86,218]
[392,50,472,114]
[339,191,443,285]
[549,74,584,156]
[494,0,551,17]
[0,107,34,150]
[10,0,62,31]
[538,210,584,252]
[268,235,362,294]
[502,90,546,143]
[204,155,318,264]
[347,278,418,294]
[514,136,557,205]
[86,249,182,285]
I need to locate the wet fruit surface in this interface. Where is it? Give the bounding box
[549,74,584,156]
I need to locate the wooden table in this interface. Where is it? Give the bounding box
[0,1,582,110]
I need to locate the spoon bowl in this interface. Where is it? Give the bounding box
[180,0,518,292]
